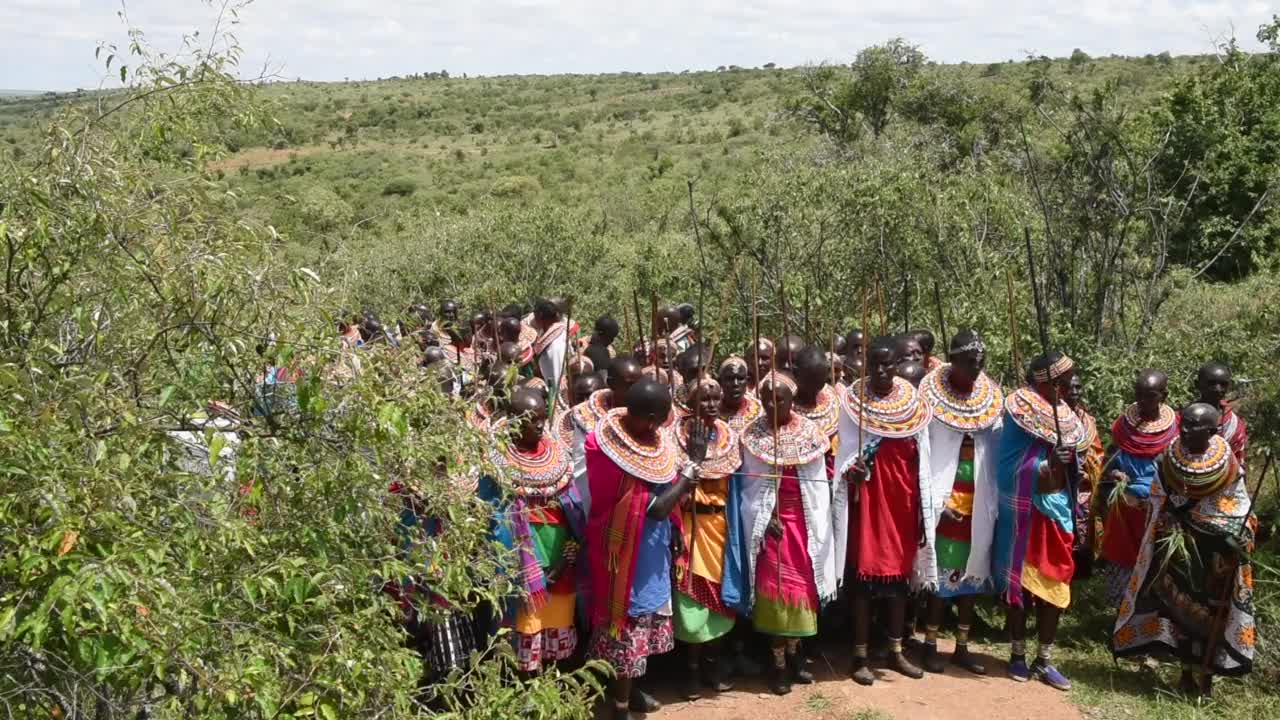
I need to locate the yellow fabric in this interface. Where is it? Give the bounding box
[514,591,575,634]
[682,477,728,584]
[945,490,975,517]
[1021,564,1071,609]
[829,434,840,456]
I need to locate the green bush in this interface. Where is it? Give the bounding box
[381,177,418,196]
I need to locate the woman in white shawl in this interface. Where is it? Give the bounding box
[916,329,1003,675]
[739,372,844,697]
[530,298,569,394]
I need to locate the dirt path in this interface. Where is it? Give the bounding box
[647,639,1081,720]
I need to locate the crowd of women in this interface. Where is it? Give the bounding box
[339,297,1257,720]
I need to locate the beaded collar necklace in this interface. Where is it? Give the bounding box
[572,389,612,433]
[794,384,840,438]
[741,412,829,466]
[840,376,932,438]
[677,418,741,479]
[597,408,679,484]
[492,433,572,498]
[1004,387,1084,448]
[921,365,1003,432]
[1122,403,1177,435]
[1161,435,1235,499]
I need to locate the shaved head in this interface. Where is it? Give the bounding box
[1180,402,1221,453]
[898,361,926,388]
[609,356,644,398]
[1136,369,1169,391]
[509,387,544,416]
[1182,402,1221,427]
[571,373,604,405]
[625,379,672,421]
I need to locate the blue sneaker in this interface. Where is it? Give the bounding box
[1008,655,1031,682]
[1031,658,1072,691]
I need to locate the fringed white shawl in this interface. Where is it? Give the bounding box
[738,451,847,607]
[921,418,1002,588]
[834,407,936,591]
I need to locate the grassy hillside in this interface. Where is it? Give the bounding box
[1,53,1209,233]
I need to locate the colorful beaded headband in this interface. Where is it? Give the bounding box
[1030,354,1074,383]
[949,339,986,355]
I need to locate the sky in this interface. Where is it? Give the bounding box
[1,0,1274,91]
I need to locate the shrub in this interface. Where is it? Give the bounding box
[381,177,418,196]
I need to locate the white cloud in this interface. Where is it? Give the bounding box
[0,0,1272,90]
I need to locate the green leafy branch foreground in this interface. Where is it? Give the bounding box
[0,9,600,720]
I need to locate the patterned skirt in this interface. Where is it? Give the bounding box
[516,627,577,673]
[587,613,675,678]
[514,591,578,672]
[419,611,477,678]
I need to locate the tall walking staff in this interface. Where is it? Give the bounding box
[1023,228,1062,447]
[804,287,812,346]
[852,288,871,503]
[1005,269,1023,384]
[770,266,787,583]
[902,273,911,334]
[1200,449,1273,685]
[632,289,646,365]
[650,291,663,387]
[752,272,762,391]
[932,282,948,351]
[687,180,711,565]
[874,274,888,336]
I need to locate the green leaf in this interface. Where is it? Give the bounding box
[208,433,226,464]
[319,702,338,720]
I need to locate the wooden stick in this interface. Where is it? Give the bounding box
[902,273,911,334]
[804,286,812,346]
[874,274,888,336]
[650,290,662,386]
[751,272,761,390]
[932,281,948,351]
[828,319,838,389]
[1006,269,1023,385]
[631,289,645,364]
[858,289,870,458]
